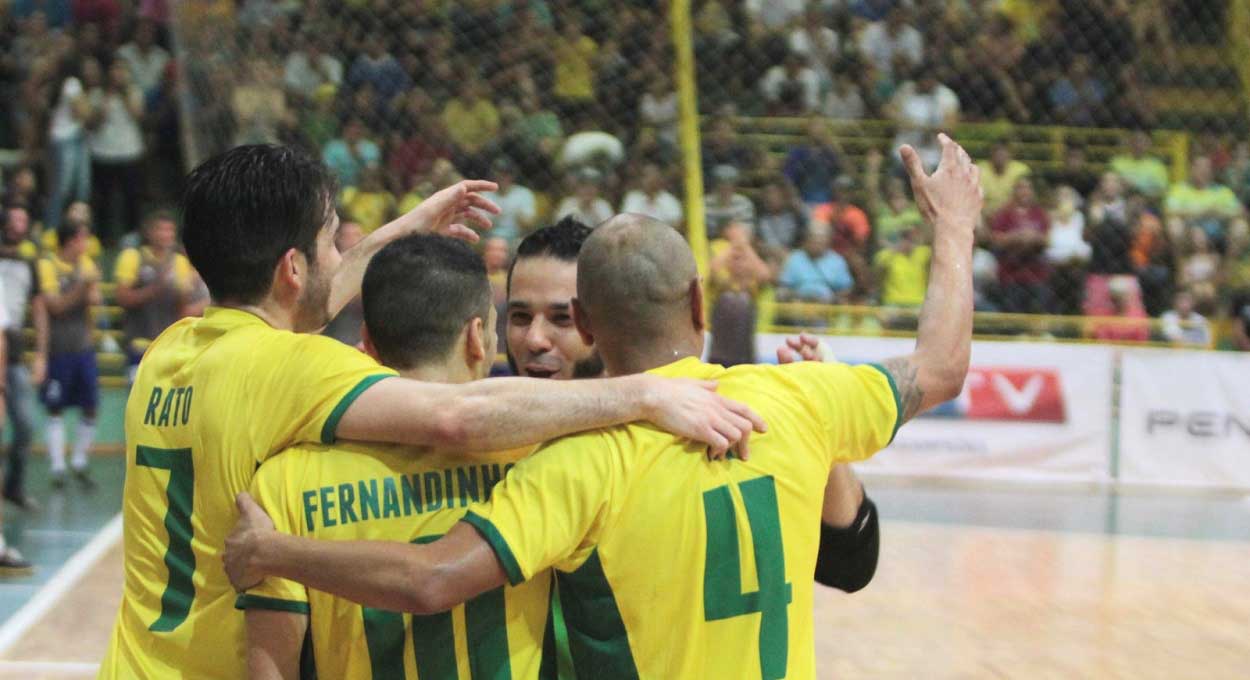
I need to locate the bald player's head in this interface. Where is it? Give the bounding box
[573,214,705,374]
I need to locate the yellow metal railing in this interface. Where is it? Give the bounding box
[671,0,708,281]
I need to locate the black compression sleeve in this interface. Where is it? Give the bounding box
[814,495,879,592]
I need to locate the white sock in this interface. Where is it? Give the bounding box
[71,420,96,471]
[48,417,66,474]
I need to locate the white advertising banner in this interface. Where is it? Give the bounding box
[755,335,1115,483]
[1118,349,1250,489]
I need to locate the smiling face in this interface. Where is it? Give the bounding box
[506,256,599,379]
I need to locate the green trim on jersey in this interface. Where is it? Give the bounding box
[867,363,903,444]
[234,593,311,615]
[557,550,639,680]
[320,374,395,444]
[463,511,526,585]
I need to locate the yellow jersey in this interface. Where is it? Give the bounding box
[239,442,555,680]
[463,357,900,680]
[99,307,397,679]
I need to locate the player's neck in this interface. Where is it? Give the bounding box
[229,299,298,332]
[398,363,468,385]
[601,335,702,376]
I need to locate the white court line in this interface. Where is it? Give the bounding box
[0,513,122,657]
[0,659,98,675]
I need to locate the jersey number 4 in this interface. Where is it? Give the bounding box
[703,476,793,680]
[136,446,196,632]
[362,536,511,679]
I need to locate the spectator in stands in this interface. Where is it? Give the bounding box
[1,168,43,223]
[322,117,380,188]
[1110,131,1170,199]
[638,71,678,149]
[707,221,771,366]
[1161,289,1211,346]
[38,214,101,490]
[1130,201,1175,316]
[483,157,536,247]
[857,6,923,81]
[346,38,410,106]
[1165,156,1243,247]
[783,118,842,205]
[552,14,598,123]
[1084,175,1148,318]
[789,5,839,80]
[0,205,46,511]
[1044,186,1092,316]
[441,77,500,178]
[1178,226,1220,313]
[704,164,755,240]
[45,54,99,231]
[505,89,564,185]
[116,19,169,101]
[557,123,625,171]
[1091,278,1149,343]
[991,177,1051,314]
[282,31,342,104]
[759,51,822,116]
[1048,55,1108,127]
[322,221,365,347]
[387,92,453,195]
[339,165,396,235]
[620,162,683,230]
[887,66,960,172]
[744,0,805,30]
[865,149,923,247]
[483,235,511,348]
[977,140,1031,216]
[230,57,293,146]
[89,60,145,246]
[823,67,867,121]
[811,176,872,294]
[756,179,807,260]
[701,118,754,185]
[873,226,930,308]
[1040,144,1101,199]
[114,210,193,382]
[778,222,852,304]
[555,166,613,227]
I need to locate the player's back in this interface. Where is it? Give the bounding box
[101,308,395,679]
[242,442,553,680]
[469,357,898,680]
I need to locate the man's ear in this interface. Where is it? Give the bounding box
[572,297,594,347]
[272,247,303,302]
[465,316,487,362]
[360,324,381,361]
[690,279,705,334]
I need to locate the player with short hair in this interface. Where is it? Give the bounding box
[226,136,982,677]
[100,144,762,679]
[39,207,101,489]
[240,235,558,679]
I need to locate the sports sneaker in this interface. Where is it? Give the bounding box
[3,493,38,512]
[72,469,96,492]
[0,547,32,576]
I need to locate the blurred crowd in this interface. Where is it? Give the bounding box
[1,0,1247,352]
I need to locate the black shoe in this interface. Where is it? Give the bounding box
[0,547,32,576]
[50,473,67,491]
[3,493,38,512]
[72,469,96,491]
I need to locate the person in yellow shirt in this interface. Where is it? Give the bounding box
[37,216,101,489]
[99,144,762,679]
[873,227,931,307]
[441,78,500,176]
[113,211,195,382]
[40,201,103,259]
[240,234,555,679]
[977,140,1030,216]
[226,135,984,679]
[338,165,397,234]
[553,17,598,118]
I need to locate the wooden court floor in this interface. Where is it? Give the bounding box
[0,514,1247,679]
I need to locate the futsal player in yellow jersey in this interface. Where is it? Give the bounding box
[227,135,982,678]
[100,145,763,679]
[239,236,555,679]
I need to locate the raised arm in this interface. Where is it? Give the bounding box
[327,180,502,318]
[337,373,767,460]
[879,134,982,423]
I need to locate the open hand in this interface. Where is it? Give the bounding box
[776,333,828,364]
[642,376,767,461]
[409,179,502,243]
[899,134,983,243]
[224,492,276,592]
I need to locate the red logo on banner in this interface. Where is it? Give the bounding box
[951,367,1067,423]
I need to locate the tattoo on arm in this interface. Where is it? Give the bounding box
[880,357,925,423]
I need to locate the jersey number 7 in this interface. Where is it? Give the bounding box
[136,446,196,632]
[703,476,793,680]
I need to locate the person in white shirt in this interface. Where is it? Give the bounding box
[482,158,537,247]
[89,61,146,245]
[283,32,343,102]
[704,164,756,239]
[638,75,679,148]
[789,5,839,87]
[759,52,822,114]
[45,56,100,231]
[857,7,923,79]
[555,166,614,227]
[1045,186,1092,315]
[116,19,170,100]
[1161,289,1211,346]
[888,68,960,172]
[823,68,866,120]
[621,163,684,229]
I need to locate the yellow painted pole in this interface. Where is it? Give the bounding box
[671,0,708,281]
